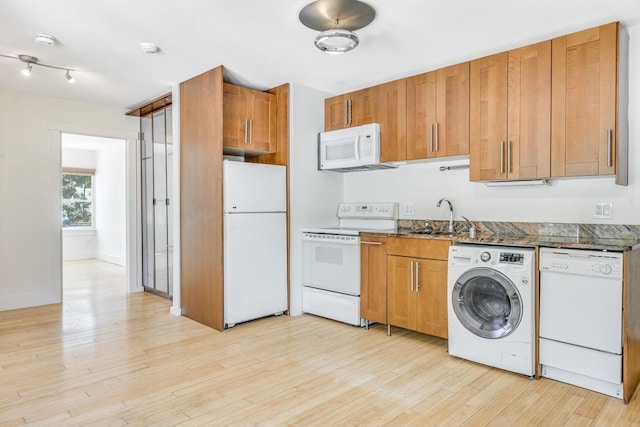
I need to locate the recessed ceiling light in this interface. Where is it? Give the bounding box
[140,43,159,54]
[34,33,56,47]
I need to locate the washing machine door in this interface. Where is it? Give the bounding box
[452,267,522,339]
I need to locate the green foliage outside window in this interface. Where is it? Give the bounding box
[62,173,93,227]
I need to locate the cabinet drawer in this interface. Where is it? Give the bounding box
[387,238,450,260]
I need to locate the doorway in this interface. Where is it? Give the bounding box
[61,134,128,294]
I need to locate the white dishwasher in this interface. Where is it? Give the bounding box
[539,247,624,399]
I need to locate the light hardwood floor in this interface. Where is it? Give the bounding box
[1,259,640,426]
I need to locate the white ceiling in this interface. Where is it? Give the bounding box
[1,0,638,111]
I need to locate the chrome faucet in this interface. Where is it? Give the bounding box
[461,216,476,238]
[436,198,454,234]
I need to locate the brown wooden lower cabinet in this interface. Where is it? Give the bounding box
[386,238,450,339]
[360,237,388,324]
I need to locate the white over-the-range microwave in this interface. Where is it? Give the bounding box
[317,123,398,172]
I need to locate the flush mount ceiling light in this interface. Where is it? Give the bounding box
[0,53,76,83]
[34,33,57,47]
[314,26,359,54]
[139,42,160,54]
[299,0,375,54]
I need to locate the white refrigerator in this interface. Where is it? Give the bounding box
[223,160,287,328]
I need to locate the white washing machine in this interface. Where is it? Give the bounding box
[447,244,536,376]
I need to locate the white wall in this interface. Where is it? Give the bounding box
[95,140,126,265]
[345,24,640,226]
[288,83,344,315]
[0,88,138,311]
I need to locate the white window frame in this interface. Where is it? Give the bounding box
[62,167,96,230]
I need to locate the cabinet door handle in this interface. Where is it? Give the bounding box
[344,99,352,125]
[344,100,349,125]
[435,122,439,153]
[500,141,505,174]
[607,128,612,167]
[348,99,353,125]
[243,119,248,144]
[361,241,383,245]
[249,119,253,145]
[415,261,420,292]
[507,140,512,173]
[429,123,434,153]
[410,261,414,292]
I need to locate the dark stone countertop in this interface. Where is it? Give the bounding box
[362,220,640,252]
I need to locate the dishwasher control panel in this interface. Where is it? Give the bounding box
[539,248,622,279]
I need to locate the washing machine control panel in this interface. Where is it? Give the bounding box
[480,252,491,262]
[499,252,525,264]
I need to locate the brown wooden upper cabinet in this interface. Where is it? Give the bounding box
[470,41,551,181]
[551,22,626,183]
[324,79,407,163]
[406,62,470,160]
[223,83,276,155]
[324,87,377,130]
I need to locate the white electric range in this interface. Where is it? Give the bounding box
[302,202,398,326]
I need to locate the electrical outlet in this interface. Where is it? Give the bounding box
[594,202,613,219]
[403,203,415,216]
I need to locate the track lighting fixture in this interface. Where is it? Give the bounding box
[0,53,76,83]
[22,62,32,76]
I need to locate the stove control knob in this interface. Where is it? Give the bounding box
[480,252,491,263]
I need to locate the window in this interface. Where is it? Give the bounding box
[62,169,95,228]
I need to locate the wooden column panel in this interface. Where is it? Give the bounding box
[180,66,225,331]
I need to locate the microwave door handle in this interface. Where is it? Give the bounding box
[354,135,360,160]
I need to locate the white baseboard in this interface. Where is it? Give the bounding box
[63,252,97,261]
[0,289,61,311]
[169,306,182,316]
[97,253,126,266]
